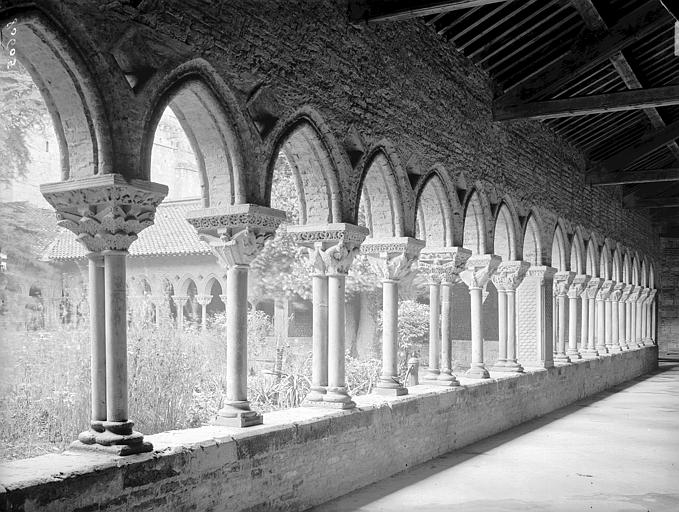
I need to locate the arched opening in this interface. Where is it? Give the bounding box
[551,225,567,272]
[586,239,599,277]
[623,252,632,284]
[649,263,655,289]
[184,279,199,326]
[570,231,585,274]
[357,151,404,238]
[600,245,612,281]
[522,214,541,265]
[415,174,453,247]
[205,278,225,318]
[463,190,486,255]
[612,247,623,283]
[632,256,641,286]
[493,204,516,261]
[640,259,648,288]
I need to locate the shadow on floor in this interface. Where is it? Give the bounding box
[311,360,678,511]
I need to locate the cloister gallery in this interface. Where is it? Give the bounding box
[0,0,678,511]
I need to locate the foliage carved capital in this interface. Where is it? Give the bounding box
[459,254,501,290]
[491,260,531,292]
[362,237,425,281]
[585,277,603,299]
[40,174,168,253]
[419,246,472,284]
[553,271,575,297]
[596,280,614,301]
[566,274,590,299]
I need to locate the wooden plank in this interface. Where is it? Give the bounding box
[494,85,679,121]
[587,168,679,186]
[590,120,679,173]
[350,0,506,23]
[624,196,679,209]
[494,2,671,106]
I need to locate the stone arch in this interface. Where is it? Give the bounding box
[649,262,655,288]
[414,166,464,246]
[612,245,623,282]
[586,233,601,277]
[2,9,112,179]
[203,274,226,296]
[463,187,491,255]
[265,107,344,224]
[600,242,612,281]
[493,200,520,261]
[178,275,198,296]
[141,59,250,206]
[641,258,648,288]
[522,212,543,265]
[550,222,569,271]
[356,144,413,238]
[632,254,641,286]
[622,249,632,284]
[570,228,586,274]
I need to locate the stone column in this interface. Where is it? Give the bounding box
[618,285,632,350]
[41,174,167,455]
[288,224,368,409]
[171,295,188,329]
[419,248,471,385]
[459,254,501,379]
[566,275,589,361]
[363,238,425,395]
[608,284,623,352]
[553,272,575,363]
[648,289,657,344]
[187,204,285,426]
[196,294,212,330]
[640,288,652,345]
[580,276,590,355]
[604,284,616,352]
[305,252,328,403]
[582,278,601,357]
[516,266,556,369]
[627,286,640,347]
[491,261,530,372]
[635,288,648,347]
[596,280,613,355]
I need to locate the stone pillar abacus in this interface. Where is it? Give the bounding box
[608,283,623,352]
[187,204,285,426]
[363,237,425,395]
[419,248,472,385]
[553,272,575,363]
[196,294,212,330]
[490,261,530,372]
[41,174,167,455]
[459,254,501,379]
[288,224,369,408]
[583,277,601,358]
[596,280,613,355]
[619,285,632,350]
[566,275,589,361]
[171,295,188,329]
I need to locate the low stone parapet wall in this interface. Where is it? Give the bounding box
[0,346,657,512]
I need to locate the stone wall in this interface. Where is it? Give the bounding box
[0,347,657,512]
[659,239,679,356]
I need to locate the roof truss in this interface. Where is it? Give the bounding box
[349,0,506,23]
[587,168,679,186]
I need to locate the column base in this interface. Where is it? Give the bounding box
[566,349,582,360]
[596,345,609,355]
[581,348,599,358]
[304,387,327,404]
[492,361,524,373]
[554,353,571,363]
[435,370,460,386]
[422,368,440,381]
[374,386,408,396]
[73,420,153,456]
[324,387,356,409]
[212,401,263,427]
[608,345,623,353]
[465,364,490,379]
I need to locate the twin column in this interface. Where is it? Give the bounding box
[41,174,168,455]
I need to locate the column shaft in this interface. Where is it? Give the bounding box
[505,290,522,371]
[626,301,632,347]
[596,299,607,354]
[604,299,613,350]
[611,297,620,352]
[580,296,589,353]
[618,300,626,350]
[555,293,569,362]
[201,303,208,330]
[104,251,128,423]
[377,280,406,394]
[588,297,597,354]
[438,280,458,385]
[496,290,508,367]
[425,280,441,379]
[567,295,580,359]
[468,287,489,378]
[326,273,354,406]
[635,300,643,347]
[226,265,248,403]
[307,274,328,401]
[89,255,106,424]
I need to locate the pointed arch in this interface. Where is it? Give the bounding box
[3,9,112,179]
[632,254,641,286]
[141,59,251,207]
[463,188,491,255]
[493,202,518,260]
[203,274,226,296]
[265,108,343,224]
[612,245,623,282]
[550,222,568,271]
[586,233,601,277]
[570,228,586,274]
[649,261,655,288]
[600,242,612,281]
[622,249,632,284]
[522,212,543,265]
[414,166,464,246]
[356,144,412,238]
[641,258,648,287]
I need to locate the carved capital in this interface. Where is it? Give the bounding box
[553,271,575,297]
[196,294,212,307]
[418,246,472,284]
[40,174,168,252]
[637,287,651,304]
[522,265,557,286]
[596,280,614,301]
[288,223,369,276]
[459,254,501,289]
[648,289,657,301]
[491,260,531,292]
[585,277,603,299]
[362,237,425,281]
[608,282,624,301]
[172,295,189,307]
[619,284,633,302]
[627,286,640,303]
[186,204,286,268]
[567,274,590,299]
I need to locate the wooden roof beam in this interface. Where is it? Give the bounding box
[588,121,679,173]
[494,2,671,106]
[349,0,506,23]
[660,1,679,20]
[587,168,679,186]
[624,196,679,209]
[494,85,679,121]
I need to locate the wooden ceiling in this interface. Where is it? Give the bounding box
[350,0,679,238]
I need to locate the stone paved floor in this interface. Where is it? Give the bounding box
[314,361,679,512]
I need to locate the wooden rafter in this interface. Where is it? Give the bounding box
[661,0,679,20]
[494,85,679,121]
[624,196,679,208]
[494,2,671,106]
[587,168,679,186]
[349,0,506,23]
